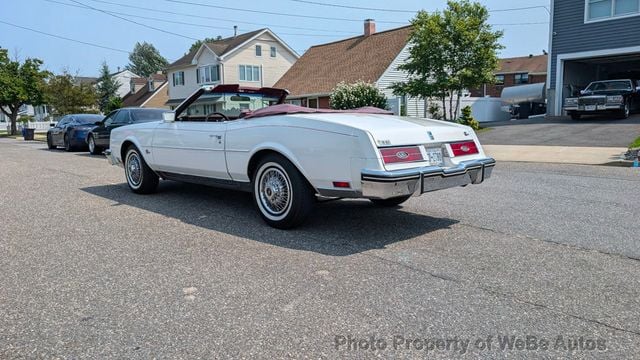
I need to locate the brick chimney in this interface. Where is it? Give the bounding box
[364,19,376,36]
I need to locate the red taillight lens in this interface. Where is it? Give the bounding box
[332,181,351,188]
[380,146,424,164]
[449,141,479,157]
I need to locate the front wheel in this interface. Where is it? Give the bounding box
[252,154,315,229]
[88,135,102,155]
[620,103,630,119]
[63,134,74,152]
[124,146,159,194]
[370,195,412,207]
[47,134,56,149]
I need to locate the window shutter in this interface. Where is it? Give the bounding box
[196,68,200,84]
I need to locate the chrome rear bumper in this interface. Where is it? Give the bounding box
[361,158,495,199]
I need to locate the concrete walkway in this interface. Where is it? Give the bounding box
[483,145,630,166]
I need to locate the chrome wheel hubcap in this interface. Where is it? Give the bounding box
[89,138,94,152]
[259,167,291,215]
[126,152,142,186]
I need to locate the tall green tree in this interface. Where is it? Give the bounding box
[96,62,121,113]
[188,36,223,54]
[44,71,98,116]
[0,49,49,134]
[392,0,503,121]
[126,42,168,77]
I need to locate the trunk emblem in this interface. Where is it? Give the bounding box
[427,131,435,140]
[396,151,409,159]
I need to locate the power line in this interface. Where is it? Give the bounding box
[163,0,407,24]
[290,0,550,14]
[0,19,130,54]
[45,0,345,37]
[82,0,358,34]
[67,0,200,40]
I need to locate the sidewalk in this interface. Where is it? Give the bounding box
[483,145,630,166]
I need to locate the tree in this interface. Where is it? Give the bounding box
[44,71,98,116]
[104,96,122,113]
[188,36,223,54]
[330,81,388,110]
[392,0,503,121]
[458,105,480,130]
[0,49,49,134]
[96,62,121,113]
[126,42,168,77]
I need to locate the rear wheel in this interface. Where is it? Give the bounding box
[570,112,581,120]
[47,134,56,149]
[124,146,158,194]
[88,135,102,155]
[370,195,412,207]
[252,154,314,229]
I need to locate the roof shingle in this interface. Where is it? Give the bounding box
[274,26,411,97]
[497,54,548,75]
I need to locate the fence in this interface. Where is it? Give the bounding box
[5,121,54,133]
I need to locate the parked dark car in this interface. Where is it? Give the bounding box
[564,79,640,120]
[47,114,104,151]
[86,107,167,155]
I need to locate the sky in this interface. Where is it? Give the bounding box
[0,0,551,77]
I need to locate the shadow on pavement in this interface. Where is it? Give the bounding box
[81,181,457,256]
[485,114,640,128]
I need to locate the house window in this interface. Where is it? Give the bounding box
[197,65,220,84]
[255,45,262,57]
[308,98,319,109]
[270,46,277,58]
[514,73,529,84]
[172,71,185,86]
[586,0,640,21]
[495,74,505,85]
[287,99,302,106]
[239,65,261,82]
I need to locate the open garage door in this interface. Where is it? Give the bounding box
[555,47,640,115]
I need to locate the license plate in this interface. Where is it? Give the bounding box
[425,148,443,166]
[585,105,596,111]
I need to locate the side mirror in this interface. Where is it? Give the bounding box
[579,90,586,95]
[163,112,175,122]
[49,123,55,127]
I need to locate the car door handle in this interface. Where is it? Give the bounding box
[209,135,222,140]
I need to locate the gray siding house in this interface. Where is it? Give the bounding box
[548,0,640,116]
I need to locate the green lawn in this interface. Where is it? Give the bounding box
[629,136,640,149]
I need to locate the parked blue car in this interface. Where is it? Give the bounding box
[47,114,104,151]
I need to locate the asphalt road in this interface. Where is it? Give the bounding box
[1,138,640,358]
[478,114,640,147]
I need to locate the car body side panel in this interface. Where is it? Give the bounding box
[109,122,159,166]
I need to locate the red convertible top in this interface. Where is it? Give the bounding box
[243,104,393,119]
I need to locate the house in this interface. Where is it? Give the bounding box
[165,28,299,114]
[110,69,141,98]
[547,0,640,116]
[274,20,425,117]
[469,54,548,98]
[121,73,169,108]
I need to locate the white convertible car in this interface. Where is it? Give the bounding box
[106,85,495,229]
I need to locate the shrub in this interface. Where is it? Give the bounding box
[458,106,480,130]
[428,102,443,120]
[330,81,388,110]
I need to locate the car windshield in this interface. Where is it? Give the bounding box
[585,80,632,92]
[130,109,167,122]
[74,115,104,125]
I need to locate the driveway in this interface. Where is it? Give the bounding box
[478,114,640,147]
[1,139,640,358]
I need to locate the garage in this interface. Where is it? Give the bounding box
[556,49,640,114]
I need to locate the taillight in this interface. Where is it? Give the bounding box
[380,146,424,164]
[449,141,479,157]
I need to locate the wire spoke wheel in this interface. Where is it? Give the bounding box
[258,167,292,216]
[126,151,143,187]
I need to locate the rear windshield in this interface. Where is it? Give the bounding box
[74,115,104,125]
[131,109,166,122]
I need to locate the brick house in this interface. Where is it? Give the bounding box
[470,54,548,98]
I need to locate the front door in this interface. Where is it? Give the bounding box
[151,121,229,179]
